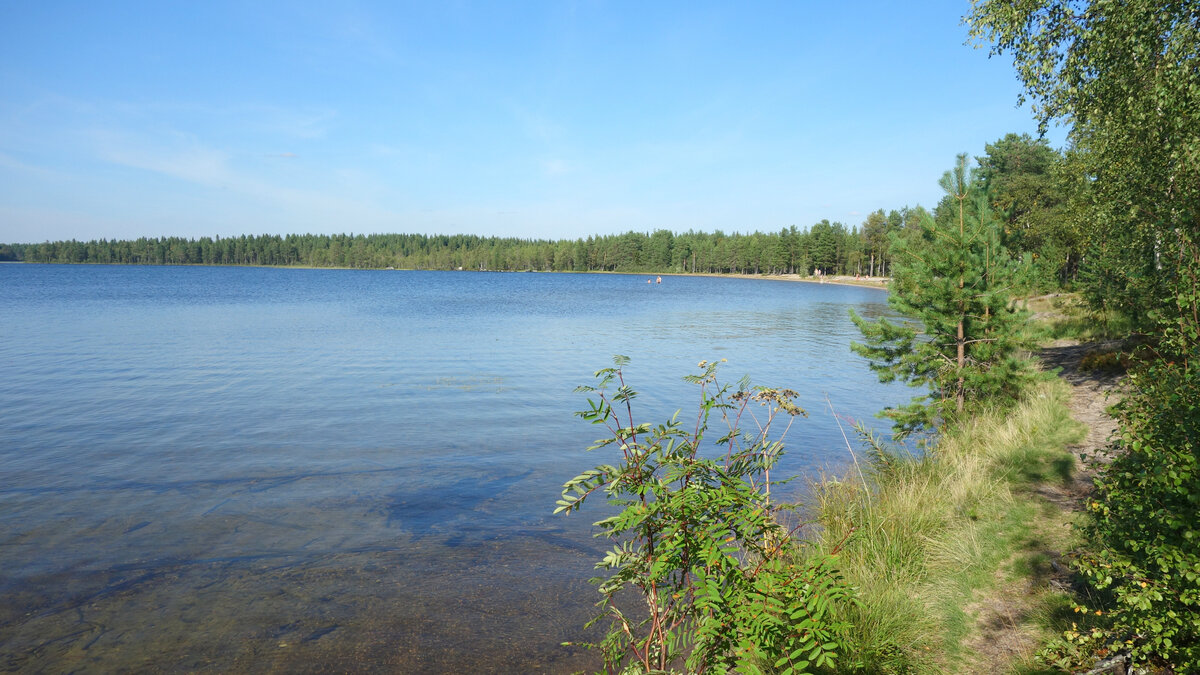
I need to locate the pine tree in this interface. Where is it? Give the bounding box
[850,154,1030,437]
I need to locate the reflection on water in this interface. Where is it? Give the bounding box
[0,266,907,672]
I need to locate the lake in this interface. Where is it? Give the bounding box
[0,264,908,673]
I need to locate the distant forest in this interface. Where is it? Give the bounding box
[2,133,1084,287]
[0,209,921,277]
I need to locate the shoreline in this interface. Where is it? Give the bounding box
[4,260,890,290]
[656,270,889,290]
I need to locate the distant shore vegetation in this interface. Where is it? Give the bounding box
[0,216,914,277]
[1,132,1086,293]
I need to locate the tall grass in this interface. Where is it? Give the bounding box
[804,379,1086,673]
[1020,293,1136,343]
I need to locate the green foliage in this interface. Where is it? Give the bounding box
[850,155,1032,437]
[1039,244,1199,669]
[558,357,855,674]
[975,133,1079,290]
[975,134,1060,241]
[1073,218,1176,328]
[1067,342,1200,669]
[971,3,1200,667]
[967,0,1199,330]
[3,221,904,278]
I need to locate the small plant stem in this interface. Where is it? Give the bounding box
[827,393,872,510]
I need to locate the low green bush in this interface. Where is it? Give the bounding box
[1066,358,1200,671]
[558,358,856,674]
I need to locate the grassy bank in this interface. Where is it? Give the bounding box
[802,377,1087,673]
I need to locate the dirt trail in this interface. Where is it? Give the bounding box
[1039,338,1124,479]
[962,339,1125,672]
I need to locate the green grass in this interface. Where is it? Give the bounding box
[801,379,1087,673]
[1019,293,1136,343]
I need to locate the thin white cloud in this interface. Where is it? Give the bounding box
[369,144,401,156]
[253,106,337,140]
[109,100,338,140]
[0,204,125,242]
[85,127,397,230]
[0,150,62,178]
[541,158,569,176]
[332,6,398,65]
[91,129,232,186]
[507,102,567,145]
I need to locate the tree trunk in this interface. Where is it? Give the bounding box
[957,319,966,413]
[958,188,966,414]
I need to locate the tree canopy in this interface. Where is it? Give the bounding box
[968,0,1199,327]
[851,154,1030,437]
[971,2,1200,668]
[3,220,915,278]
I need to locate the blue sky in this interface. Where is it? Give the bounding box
[0,1,1067,244]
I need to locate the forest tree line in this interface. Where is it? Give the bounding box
[1,132,1084,291]
[2,214,914,277]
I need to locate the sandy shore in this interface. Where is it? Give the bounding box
[654,271,891,290]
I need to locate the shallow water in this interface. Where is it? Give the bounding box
[0,265,908,672]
